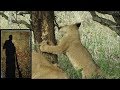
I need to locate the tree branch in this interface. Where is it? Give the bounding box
[0,12,8,20]
[97,11,120,16]
[17,11,31,16]
[96,11,120,25]
[90,11,120,36]
[12,20,31,29]
[54,16,61,30]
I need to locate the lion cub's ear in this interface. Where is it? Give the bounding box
[76,23,81,28]
[58,26,62,30]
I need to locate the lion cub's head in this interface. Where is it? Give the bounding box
[59,23,81,34]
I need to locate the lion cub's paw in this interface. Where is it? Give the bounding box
[40,41,48,51]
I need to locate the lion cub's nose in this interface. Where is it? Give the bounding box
[76,23,81,27]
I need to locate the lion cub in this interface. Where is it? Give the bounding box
[40,23,102,79]
[32,52,68,79]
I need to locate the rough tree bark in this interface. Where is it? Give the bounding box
[31,11,58,63]
[89,11,120,36]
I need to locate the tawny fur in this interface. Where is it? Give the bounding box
[40,23,102,79]
[32,52,68,79]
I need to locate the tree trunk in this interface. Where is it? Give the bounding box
[31,11,58,63]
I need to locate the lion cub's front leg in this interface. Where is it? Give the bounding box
[40,38,68,54]
[40,43,64,54]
